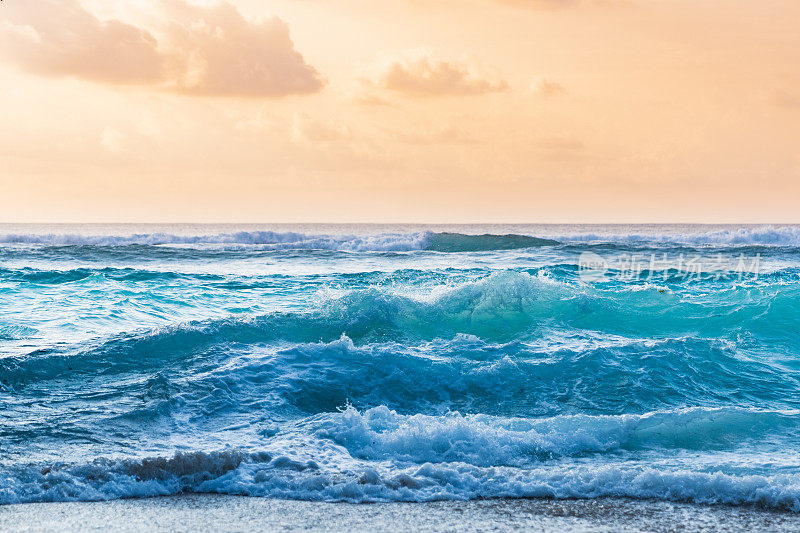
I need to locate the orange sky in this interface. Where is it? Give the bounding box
[1,0,799,223]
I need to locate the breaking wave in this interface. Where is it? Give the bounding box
[0,231,557,252]
[2,226,800,252]
[557,225,800,247]
[2,406,799,509]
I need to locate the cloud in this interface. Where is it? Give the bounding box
[100,127,125,153]
[292,113,351,142]
[494,0,623,8]
[0,0,163,84]
[392,125,477,145]
[349,88,393,106]
[0,0,325,98]
[530,77,567,98]
[495,0,580,7]
[769,89,800,109]
[162,1,325,97]
[538,133,584,151]
[364,53,508,96]
[537,133,586,160]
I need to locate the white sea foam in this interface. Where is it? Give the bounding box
[555,226,800,246]
[317,405,800,466]
[1,225,798,250]
[0,231,433,251]
[3,447,799,510]
[3,407,799,509]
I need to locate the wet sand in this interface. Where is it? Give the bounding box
[2,495,799,532]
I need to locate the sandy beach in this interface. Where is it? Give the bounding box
[2,495,799,532]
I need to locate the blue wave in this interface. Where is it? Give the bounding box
[2,225,800,510]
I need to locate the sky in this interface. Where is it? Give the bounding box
[1,0,799,223]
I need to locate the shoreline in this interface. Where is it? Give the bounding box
[2,495,799,532]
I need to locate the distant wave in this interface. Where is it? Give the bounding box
[1,226,799,251]
[0,231,558,252]
[425,232,559,251]
[0,266,225,285]
[557,225,800,246]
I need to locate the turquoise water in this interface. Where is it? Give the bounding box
[1,224,799,509]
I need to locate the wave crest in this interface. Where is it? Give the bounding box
[560,225,800,246]
[3,411,800,510]
[318,406,800,465]
[0,231,557,252]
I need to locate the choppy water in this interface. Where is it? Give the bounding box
[1,224,800,510]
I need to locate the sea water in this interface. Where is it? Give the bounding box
[1,224,799,510]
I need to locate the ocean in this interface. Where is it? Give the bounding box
[1,224,799,511]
